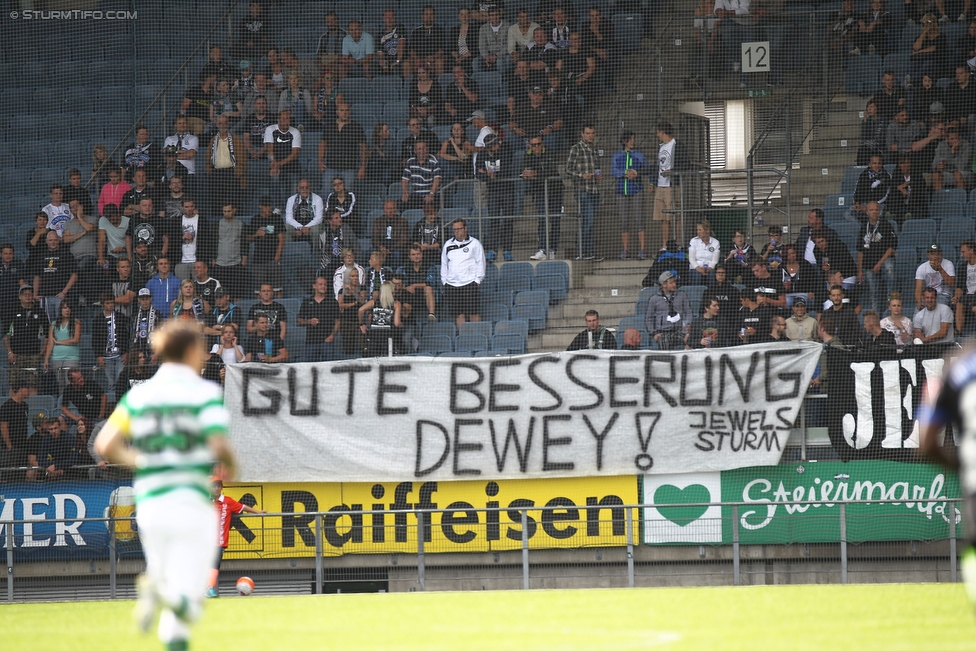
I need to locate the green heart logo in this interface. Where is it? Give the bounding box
[653,484,711,527]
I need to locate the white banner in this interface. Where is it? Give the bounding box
[224,343,822,483]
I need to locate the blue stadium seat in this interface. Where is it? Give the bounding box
[424,321,457,339]
[459,321,493,339]
[841,166,866,195]
[618,316,644,332]
[832,222,860,250]
[439,207,469,222]
[335,1,365,26]
[285,325,306,362]
[844,53,882,96]
[482,302,510,323]
[31,167,63,189]
[882,52,910,84]
[491,333,525,355]
[494,319,529,342]
[512,303,546,332]
[471,71,504,106]
[930,200,965,221]
[931,189,968,207]
[419,334,453,354]
[942,217,975,236]
[339,77,371,96]
[500,261,534,281]
[515,289,550,314]
[682,285,706,305]
[532,273,567,302]
[496,273,531,294]
[456,333,489,353]
[900,218,937,239]
[402,209,425,227]
[824,193,854,223]
[938,230,970,251]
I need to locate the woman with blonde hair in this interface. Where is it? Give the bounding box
[90,143,114,189]
[880,292,914,350]
[171,279,211,322]
[359,281,402,357]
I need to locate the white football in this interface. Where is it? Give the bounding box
[236,576,255,596]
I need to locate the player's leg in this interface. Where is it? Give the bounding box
[208,547,224,598]
[961,494,976,607]
[154,491,217,647]
[133,497,171,633]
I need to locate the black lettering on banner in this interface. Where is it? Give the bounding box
[441,501,479,543]
[541,497,579,539]
[287,366,319,416]
[634,411,661,470]
[695,431,715,451]
[609,355,640,408]
[450,363,486,414]
[680,356,713,406]
[377,364,411,415]
[371,484,386,543]
[241,366,283,416]
[453,419,484,476]
[489,358,521,412]
[489,417,535,473]
[416,482,438,542]
[230,493,258,543]
[485,482,500,541]
[585,495,626,536]
[528,356,563,412]
[506,498,537,541]
[776,406,794,430]
[324,504,364,547]
[330,364,372,416]
[689,411,706,428]
[719,352,759,405]
[391,482,413,543]
[643,355,677,407]
[582,412,619,471]
[281,490,317,547]
[765,349,803,401]
[542,414,574,471]
[415,420,450,477]
[566,355,603,410]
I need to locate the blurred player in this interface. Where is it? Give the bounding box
[919,345,976,608]
[208,476,265,598]
[94,320,237,651]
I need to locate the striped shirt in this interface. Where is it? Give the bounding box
[106,362,228,504]
[566,139,600,194]
[402,155,442,197]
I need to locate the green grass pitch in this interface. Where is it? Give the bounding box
[2,584,974,650]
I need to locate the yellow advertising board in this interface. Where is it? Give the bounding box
[222,476,638,558]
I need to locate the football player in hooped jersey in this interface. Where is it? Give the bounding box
[94,321,238,650]
[207,476,265,598]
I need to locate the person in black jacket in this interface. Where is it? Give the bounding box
[859,310,897,351]
[566,310,617,350]
[853,154,891,218]
[813,228,858,286]
[90,292,130,400]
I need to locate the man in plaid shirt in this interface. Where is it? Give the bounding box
[565,124,604,261]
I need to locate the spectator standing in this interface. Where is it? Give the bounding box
[915,242,956,308]
[0,243,26,326]
[413,203,444,271]
[284,178,325,243]
[914,286,955,343]
[374,9,406,73]
[645,271,693,350]
[91,293,129,397]
[813,228,857,287]
[0,385,30,472]
[174,198,212,282]
[473,134,513,262]
[323,177,360,237]
[744,257,787,309]
[444,66,480,127]
[193,261,221,308]
[401,141,443,211]
[372,200,410,270]
[171,280,211,324]
[318,104,367,194]
[242,73,278,118]
[204,288,244,346]
[130,288,162,359]
[886,108,921,164]
[943,65,976,129]
[213,203,249,301]
[706,265,741,335]
[206,115,248,215]
[233,1,272,62]
[449,7,477,72]
[97,167,133,218]
[409,6,447,76]
[111,259,137,318]
[42,184,72,237]
[650,122,689,249]
[856,99,887,165]
[359,281,403,357]
[871,71,907,123]
[298,276,341,362]
[32,232,79,323]
[367,123,398,186]
[856,201,898,312]
[246,283,288,342]
[441,219,485,328]
[264,111,303,209]
[611,131,650,261]
[795,209,841,266]
[318,210,358,281]
[400,117,442,166]
[760,314,789,343]
[780,244,821,309]
[524,137,564,261]
[145,258,181,317]
[825,285,862,346]
[785,298,819,342]
[246,198,285,297]
[735,288,775,345]
[954,239,976,333]
[130,239,158,292]
[566,124,603,260]
[887,155,930,222]
[859,310,897,351]
[581,7,616,89]
[122,168,152,218]
[687,220,721,285]
[566,309,618,350]
[127,196,171,260]
[42,300,80,389]
[61,199,101,304]
[5,286,49,390]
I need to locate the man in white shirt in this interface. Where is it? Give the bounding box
[508,8,540,62]
[467,110,496,153]
[163,117,200,190]
[651,121,681,248]
[441,219,486,328]
[263,110,302,210]
[914,243,956,310]
[913,286,955,344]
[42,184,72,238]
[176,198,204,281]
[954,239,976,334]
[284,178,325,243]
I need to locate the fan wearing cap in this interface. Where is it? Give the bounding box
[644,271,693,350]
[204,287,244,349]
[466,110,496,154]
[785,298,819,342]
[915,242,956,309]
[131,288,162,361]
[233,59,257,95]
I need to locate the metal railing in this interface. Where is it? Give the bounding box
[0,495,961,600]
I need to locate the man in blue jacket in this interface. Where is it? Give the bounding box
[611,131,651,260]
[144,257,181,317]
